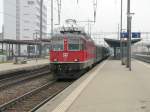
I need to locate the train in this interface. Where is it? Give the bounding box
[50,27,109,79]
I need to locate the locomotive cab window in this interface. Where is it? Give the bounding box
[68,38,81,50]
[69,44,79,50]
[52,38,64,51]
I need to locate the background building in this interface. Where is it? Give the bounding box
[3,0,47,56]
[3,0,47,40]
[0,33,2,39]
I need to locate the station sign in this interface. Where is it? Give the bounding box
[121,32,141,38]
[132,32,141,38]
[121,32,128,38]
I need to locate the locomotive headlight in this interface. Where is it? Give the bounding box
[54,59,58,62]
[74,59,79,62]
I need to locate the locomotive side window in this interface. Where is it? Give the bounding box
[52,44,63,51]
[81,39,86,50]
[52,38,64,51]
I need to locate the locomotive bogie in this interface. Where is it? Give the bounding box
[50,62,92,79]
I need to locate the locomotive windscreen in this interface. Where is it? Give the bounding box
[68,38,80,50]
[52,38,64,51]
[68,38,84,51]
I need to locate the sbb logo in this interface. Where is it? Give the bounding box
[63,53,68,58]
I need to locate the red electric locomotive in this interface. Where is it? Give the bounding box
[50,27,109,79]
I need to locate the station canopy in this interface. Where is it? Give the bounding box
[0,39,51,45]
[104,38,141,47]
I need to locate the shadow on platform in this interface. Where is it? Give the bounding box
[109,56,121,60]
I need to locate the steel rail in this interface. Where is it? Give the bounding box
[133,54,150,63]
[0,81,56,111]
[0,70,51,90]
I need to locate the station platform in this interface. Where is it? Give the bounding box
[36,58,150,112]
[0,59,50,75]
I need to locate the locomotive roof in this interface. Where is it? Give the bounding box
[52,26,95,43]
[52,33,92,40]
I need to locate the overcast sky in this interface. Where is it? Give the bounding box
[0,0,150,33]
[0,0,3,32]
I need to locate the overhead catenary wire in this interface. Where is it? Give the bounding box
[76,0,97,22]
[93,0,97,23]
[56,0,61,25]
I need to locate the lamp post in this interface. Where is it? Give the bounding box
[127,0,133,71]
[77,20,95,36]
[120,0,124,65]
[1,25,4,54]
[39,0,43,57]
[126,0,130,68]
[127,15,132,71]
[33,32,39,62]
[51,0,54,36]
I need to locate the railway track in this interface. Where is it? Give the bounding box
[0,64,78,112]
[133,54,150,63]
[0,81,72,112]
[0,64,49,80]
[0,70,50,90]
[0,65,50,87]
[0,70,52,106]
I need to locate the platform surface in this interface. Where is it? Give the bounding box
[0,59,49,73]
[37,59,150,112]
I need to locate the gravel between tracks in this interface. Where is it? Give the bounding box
[1,81,72,112]
[0,73,52,105]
